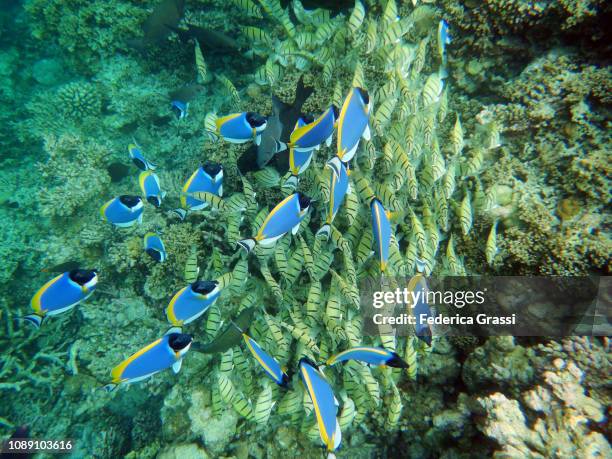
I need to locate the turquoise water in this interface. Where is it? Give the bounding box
[1,1,610,458]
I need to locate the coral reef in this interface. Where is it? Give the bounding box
[0,0,609,457]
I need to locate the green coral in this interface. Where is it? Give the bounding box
[56,81,102,119]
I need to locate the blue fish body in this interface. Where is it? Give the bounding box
[128,143,156,171]
[370,198,391,273]
[216,112,267,144]
[166,280,220,326]
[139,171,165,207]
[243,333,289,387]
[326,346,408,368]
[336,87,370,163]
[289,106,337,151]
[243,193,311,252]
[26,269,98,327]
[408,274,433,345]
[171,100,189,119]
[327,161,350,224]
[108,332,193,389]
[299,358,341,454]
[100,195,144,227]
[438,20,451,59]
[144,232,167,262]
[181,163,223,210]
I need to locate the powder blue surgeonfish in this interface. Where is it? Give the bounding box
[166,280,221,328]
[327,87,371,178]
[438,20,451,63]
[326,346,408,368]
[288,105,338,152]
[139,171,166,207]
[317,161,350,240]
[237,192,312,253]
[128,143,157,171]
[143,232,167,262]
[216,112,267,144]
[180,162,223,211]
[407,269,434,345]
[171,100,189,119]
[299,357,341,457]
[241,330,289,387]
[103,328,193,391]
[24,269,99,328]
[370,198,391,273]
[100,195,144,227]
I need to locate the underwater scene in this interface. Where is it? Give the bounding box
[0,0,610,457]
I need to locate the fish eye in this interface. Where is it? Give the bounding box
[302,114,315,124]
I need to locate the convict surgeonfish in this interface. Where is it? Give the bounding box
[370,198,391,273]
[299,357,342,457]
[327,87,371,178]
[240,328,289,387]
[100,195,144,227]
[237,192,312,253]
[139,171,166,207]
[166,280,221,328]
[23,269,98,328]
[288,105,338,152]
[180,162,223,211]
[143,232,167,262]
[171,100,189,119]
[316,161,350,240]
[103,328,193,391]
[327,346,408,368]
[128,143,157,171]
[216,112,267,144]
[407,266,434,345]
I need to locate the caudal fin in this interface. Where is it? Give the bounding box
[237,238,256,254]
[22,314,44,329]
[315,224,331,241]
[284,174,299,191]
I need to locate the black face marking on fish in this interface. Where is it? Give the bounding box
[168,333,193,351]
[147,196,162,207]
[297,193,312,211]
[145,248,163,262]
[203,162,222,178]
[69,269,97,285]
[246,112,267,128]
[298,356,318,369]
[132,158,147,171]
[331,104,339,119]
[191,280,218,295]
[119,195,142,208]
[357,87,370,104]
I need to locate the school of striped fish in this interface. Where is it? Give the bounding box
[23,1,504,456]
